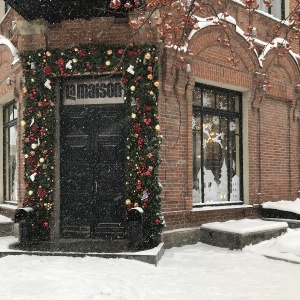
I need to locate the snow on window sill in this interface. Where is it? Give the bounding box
[192,203,253,212]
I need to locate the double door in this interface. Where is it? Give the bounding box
[60,104,125,238]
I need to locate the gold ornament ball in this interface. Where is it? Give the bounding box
[107,49,112,55]
[154,81,160,88]
[130,86,136,92]
[31,143,37,149]
[46,51,51,57]
[39,157,45,163]
[144,53,151,60]
[147,74,153,80]
[131,113,136,119]
[105,60,111,66]
[72,58,78,63]
[22,86,28,94]
[24,154,29,159]
[125,199,131,205]
[155,124,161,131]
[31,78,35,82]
[28,190,33,196]
[20,120,27,126]
[134,202,138,207]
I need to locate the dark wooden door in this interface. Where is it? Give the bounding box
[60,105,125,238]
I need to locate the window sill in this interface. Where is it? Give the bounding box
[192,204,253,212]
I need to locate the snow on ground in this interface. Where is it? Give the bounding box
[1,229,300,300]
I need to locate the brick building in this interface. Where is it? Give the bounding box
[0,0,299,247]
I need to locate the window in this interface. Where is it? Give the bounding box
[3,101,18,203]
[257,0,285,20]
[192,84,243,205]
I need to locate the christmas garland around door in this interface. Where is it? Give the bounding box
[20,44,164,247]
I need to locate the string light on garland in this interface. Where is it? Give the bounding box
[20,44,164,246]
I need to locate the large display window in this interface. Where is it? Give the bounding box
[192,84,243,205]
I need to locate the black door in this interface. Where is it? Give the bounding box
[60,104,125,238]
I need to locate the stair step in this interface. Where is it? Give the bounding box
[10,238,130,253]
[261,207,300,220]
[262,218,300,229]
[200,219,288,250]
[0,215,14,237]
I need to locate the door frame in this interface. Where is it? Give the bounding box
[55,75,126,239]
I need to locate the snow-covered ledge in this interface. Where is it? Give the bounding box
[192,204,253,212]
[0,35,19,65]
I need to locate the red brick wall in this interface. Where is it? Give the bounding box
[1,1,300,231]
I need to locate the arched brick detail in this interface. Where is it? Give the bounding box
[188,25,259,74]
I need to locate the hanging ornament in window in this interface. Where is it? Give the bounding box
[212,116,220,125]
[192,117,196,129]
[229,121,236,131]
[202,93,210,107]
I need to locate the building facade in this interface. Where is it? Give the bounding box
[0,0,299,246]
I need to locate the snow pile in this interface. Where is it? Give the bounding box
[244,228,300,263]
[262,198,300,215]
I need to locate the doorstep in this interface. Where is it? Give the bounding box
[0,238,165,266]
[200,219,288,250]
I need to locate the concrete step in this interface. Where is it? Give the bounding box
[262,218,300,229]
[200,219,288,250]
[0,215,14,237]
[7,240,165,265]
[261,206,300,221]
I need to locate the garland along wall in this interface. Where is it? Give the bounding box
[20,44,164,247]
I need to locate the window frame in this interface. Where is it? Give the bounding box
[3,100,18,204]
[257,0,285,20]
[192,83,244,207]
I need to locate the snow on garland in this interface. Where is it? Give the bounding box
[20,44,164,246]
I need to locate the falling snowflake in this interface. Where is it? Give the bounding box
[229,121,236,131]
[212,116,219,125]
[192,117,196,129]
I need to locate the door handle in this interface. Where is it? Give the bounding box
[95,181,99,192]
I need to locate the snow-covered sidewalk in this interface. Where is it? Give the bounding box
[0,227,300,300]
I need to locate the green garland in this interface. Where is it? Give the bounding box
[20,44,164,246]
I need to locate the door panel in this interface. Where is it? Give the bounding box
[60,105,125,238]
[93,109,125,238]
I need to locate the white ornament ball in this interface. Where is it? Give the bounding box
[39,157,45,163]
[28,190,33,196]
[130,86,136,92]
[131,113,136,119]
[31,143,37,149]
